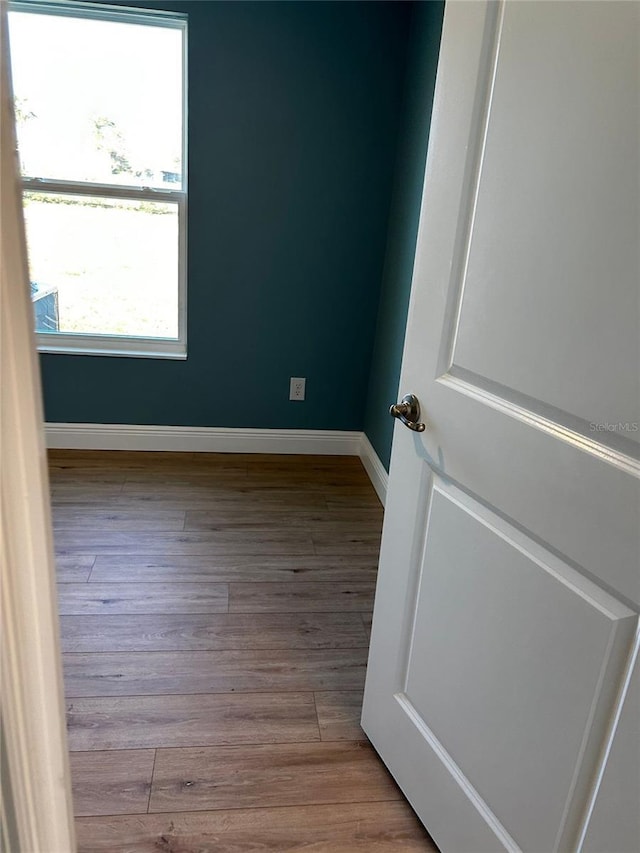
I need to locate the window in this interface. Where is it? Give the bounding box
[8,1,187,358]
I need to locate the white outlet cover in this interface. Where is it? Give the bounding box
[289,377,306,401]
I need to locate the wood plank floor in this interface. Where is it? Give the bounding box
[51,450,438,852]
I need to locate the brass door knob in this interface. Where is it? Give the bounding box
[389,394,426,432]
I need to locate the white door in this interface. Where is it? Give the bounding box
[362,3,640,853]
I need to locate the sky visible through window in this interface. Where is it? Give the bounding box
[9,11,183,187]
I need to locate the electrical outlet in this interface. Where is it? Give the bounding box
[289,377,306,401]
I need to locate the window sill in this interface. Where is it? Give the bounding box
[36,334,187,360]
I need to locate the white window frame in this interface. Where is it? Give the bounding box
[10,0,188,359]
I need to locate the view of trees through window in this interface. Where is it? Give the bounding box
[8,6,185,349]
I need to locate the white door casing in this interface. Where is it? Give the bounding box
[362,3,640,853]
[1,1,76,848]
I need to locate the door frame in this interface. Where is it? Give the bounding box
[0,2,76,848]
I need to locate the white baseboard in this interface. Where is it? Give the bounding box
[359,434,388,506]
[45,423,362,456]
[45,423,389,503]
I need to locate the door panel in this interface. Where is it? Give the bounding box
[451,1,639,433]
[363,3,639,851]
[402,479,634,853]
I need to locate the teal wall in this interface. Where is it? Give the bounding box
[363,1,444,469]
[41,0,414,429]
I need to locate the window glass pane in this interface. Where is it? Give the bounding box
[24,192,179,339]
[9,12,183,188]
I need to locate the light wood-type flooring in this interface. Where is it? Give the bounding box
[51,449,438,852]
